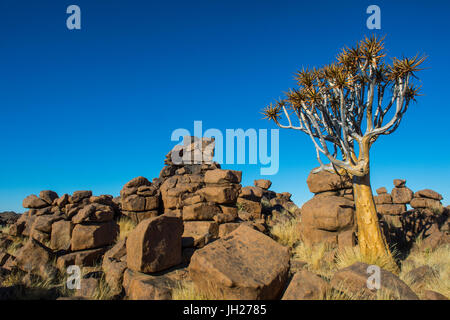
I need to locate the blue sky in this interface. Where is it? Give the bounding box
[1,0,449,212]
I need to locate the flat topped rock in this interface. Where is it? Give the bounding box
[414,189,443,201]
[306,169,352,194]
[188,224,290,300]
[254,179,272,190]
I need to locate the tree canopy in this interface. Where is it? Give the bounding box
[262,35,426,178]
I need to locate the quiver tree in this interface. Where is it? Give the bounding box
[262,36,425,260]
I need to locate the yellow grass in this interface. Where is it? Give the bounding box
[335,246,400,275]
[117,216,137,241]
[292,242,337,279]
[270,217,301,247]
[399,241,450,298]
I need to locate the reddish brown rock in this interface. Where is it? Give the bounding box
[306,170,352,193]
[301,196,354,231]
[189,225,290,299]
[56,194,70,208]
[182,221,219,248]
[50,220,73,251]
[423,290,448,300]
[56,248,107,270]
[410,197,441,209]
[182,202,222,221]
[126,215,183,273]
[218,222,241,238]
[414,189,443,201]
[71,221,119,251]
[23,195,48,209]
[32,215,63,233]
[39,190,59,205]
[72,203,114,224]
[236,198,262,220]
[254,179,272,190]
[197,186,240,204]
[330,262,418,300]
[298,225,338,246]
[102,240,127,296]
[122,268,186,300]
[71,191,93,203]
[393,179,406,188]
[374,193,392,205]
[376,203,406,215]
[282,270,329,300]
[391,187,414,204]
[239,186,263,201]
[14,239,55,279]
[376,187,388,195]
[204,169,242,184]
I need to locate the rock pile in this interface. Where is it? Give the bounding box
[3,190,120,282]
[298,169,356,248]
[120,177,161,224]
[2,136,448,301]
[374,180,448,250]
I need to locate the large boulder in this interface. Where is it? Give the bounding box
[56,248,107,271]
[197,186,240,204]
[39,190,59,205]
[71,221,119,251]
[301,196,354,231]
[23,195,48,209]
[182,202,222,221]
[204,169,242,184]
[282,270,329,300]
[414,189,443,201]
[14,239,56,279]
[50,220,73,251]
[410,198,441,209]
[306,170,352,194]
[126,215,183,273]
[182,221,218,248]
[330,262,418,300]
[254,179,272,190]
[123,268,187,300]
[391,187,414,204]
[72,203,115,224]
[376,204,406,215]
[102,239,127,296]
[188,225,290,299]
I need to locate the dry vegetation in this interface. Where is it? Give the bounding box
[267,217,450,300]
[117,216,137,241]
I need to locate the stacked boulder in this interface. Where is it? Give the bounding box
[374,180,449,250]
[411,189,444,211]
[298,169,356,248]
[375,180,411,229]
[121,215,186,300]
[120,177,161,224]
[5,190,119,280]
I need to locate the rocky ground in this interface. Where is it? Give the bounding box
[0,137,448,300]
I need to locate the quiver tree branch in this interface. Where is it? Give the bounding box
[262,36,426,262]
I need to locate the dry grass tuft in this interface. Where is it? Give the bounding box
[335,246,400,275]
[171,279,229,300]
[117,216,137,241]
[292,242,337,279]
[172,281,210,300]
[270,217,301,247]
[399,241,450,298]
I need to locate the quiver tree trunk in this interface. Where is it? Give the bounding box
[352,173,393,260]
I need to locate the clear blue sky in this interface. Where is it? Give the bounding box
[1,0,449,212]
